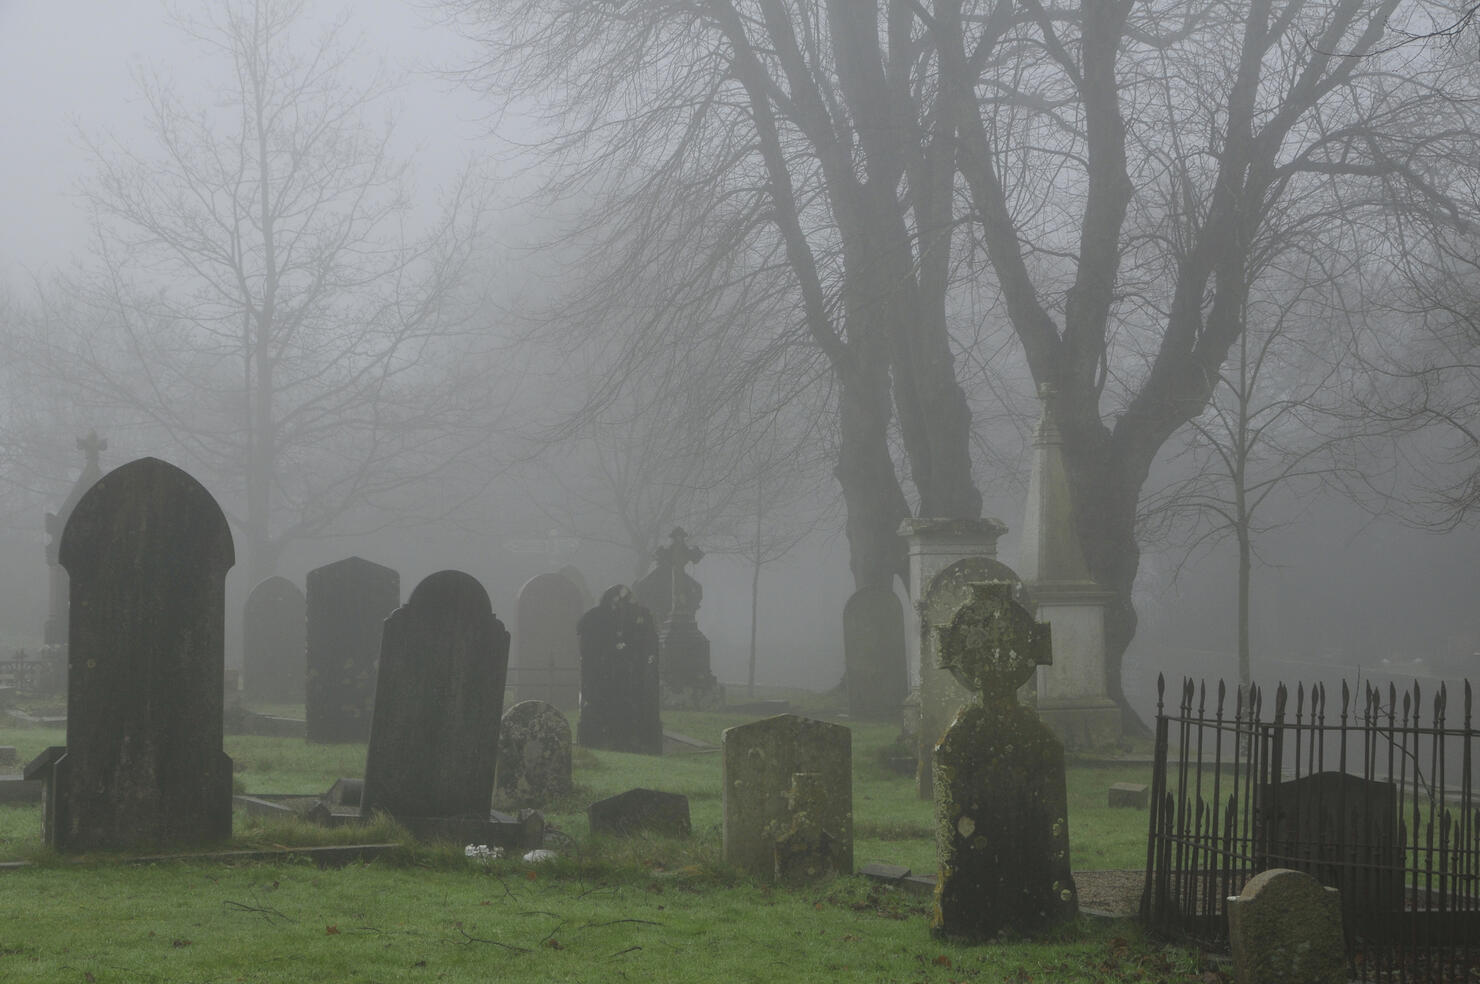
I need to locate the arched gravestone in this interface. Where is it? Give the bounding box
[514,572,584,708]
[30,456,234,851]
[493,699,572,808]
[305,556,400,743]
[242,576,306,704]
[843,586,907,720]
[916,556,1022,799]
[361,570,510,822]
[576,584,662,755]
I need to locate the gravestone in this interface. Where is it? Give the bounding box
[493,699,572,808]
[932,580,1076,941]
[588,788,691,838]
[558,564,595,611]
[1227,868,1345,984]
[242,575,306,704]
[514,572,585,708]
[722,713,851,882]
[361,570,510,822]
[28,456,234,851]
[633,528,722,708]
[842,586,907,720]
[42,430,107,649]
[305,556,399,743]
[576,584,662,754]
[915,554,1021,799]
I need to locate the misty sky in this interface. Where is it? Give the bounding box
[0,0,490,287]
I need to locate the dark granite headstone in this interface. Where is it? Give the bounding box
[721,713,851,881]
[31,456,234,851]
[576,584,661,754]
[931,581,1076,941]
[242,575,306,704]
[493,699,572,808]
[588,788,691,837]
[361,570,510,822]
[513,572,584,708]
[843,585,907,719]
[305,556,399,743]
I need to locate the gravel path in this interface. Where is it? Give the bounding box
[1074,869,1144,916]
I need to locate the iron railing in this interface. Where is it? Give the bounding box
[1141,673,1479,982]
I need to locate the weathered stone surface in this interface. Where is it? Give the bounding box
[242,575,306,704]
[0,746,16,768]
[773,771,846,883]
[932,582,1075,941]
[722,714,851,881]
[1227,868,1345,984]
[843,586,907,720]
[576,585,662,755]
[361,570,510,822]
[305,557,399,743]
[39,456,234,851]
[493,700,572,808]
[514,572,585,709]
[916,556,1021,798]
[1107,782,1149,809]
[588,788,691,837]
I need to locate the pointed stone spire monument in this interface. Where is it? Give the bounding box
[1019,385,1120,747]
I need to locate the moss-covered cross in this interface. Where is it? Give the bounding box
[935,580,1051,701]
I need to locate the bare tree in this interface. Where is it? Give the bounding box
[16,0,494,580]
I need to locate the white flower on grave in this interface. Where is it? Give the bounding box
[464,844,502,863]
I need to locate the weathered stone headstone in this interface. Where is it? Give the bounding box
[722,714,851,882]
[1227,868,1345,984]
[915,554,1021,798]
[361,570,510,822]
[493,699,572,808]
[843,586,907,720]
[242,575,306,704]
[514,572,585,708]
[588,788,691,838]
[1261,770,1401,913]
[932,580,1076,941]
[27,456,234,851]
[634,528,723,708]
[576,584,662,754]
[304,556,399,743]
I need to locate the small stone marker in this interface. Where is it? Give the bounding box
[0,746,16,769]
[1108,782,1149,809]
[242,575,306,704]
[722,713,851,882]
[843,585,907,720]
[514,572,585,708]
[494,700,572,808]
[305,556,399,743]
[361,570,510,822]
[588,788,691,838]
[932,581,1076,941]
[1227,868,1345,984]
[32,456,235,851]
[576,585,662,754]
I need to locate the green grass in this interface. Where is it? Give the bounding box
[0,707,1189,983]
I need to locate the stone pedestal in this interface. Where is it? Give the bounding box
[899,518,1016,799]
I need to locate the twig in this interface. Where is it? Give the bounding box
[611,945,643,957]
[449,927,531,953]
[222,899,293,924]
[580,918,663,929]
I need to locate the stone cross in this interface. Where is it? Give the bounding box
[931,580,1076,941]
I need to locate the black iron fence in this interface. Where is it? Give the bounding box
[1141,673,1479,982]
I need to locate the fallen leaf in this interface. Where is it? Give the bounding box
[172,939,191,948]
[84,974,95,983]
[524,870,538,881]
[325,925,340,935]
[543,939,564,950]
[933,955,952,967]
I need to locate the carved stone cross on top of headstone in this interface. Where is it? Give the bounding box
[935,580,1051,701]
[658,527,704,617]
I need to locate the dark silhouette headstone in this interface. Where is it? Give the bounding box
[843,586,907,719]
[361,570,510,822]
[576,585,662,755]
[931,581,1076,941]
[513,572,584,708]
[242,575,306,704]
[42,430,107,648]
[634,528,721,707]
[305,556,399,743]
[27,456,234,851]
[493,699,572,808]
[588,788,691,837]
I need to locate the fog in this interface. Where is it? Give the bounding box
[2,0,1477,718]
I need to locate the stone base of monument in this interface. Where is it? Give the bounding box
[659,677,725,711]
[304,803,544,852]
[1035,697,1121,750]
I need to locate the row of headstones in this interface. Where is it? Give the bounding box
[25,456,665,852]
